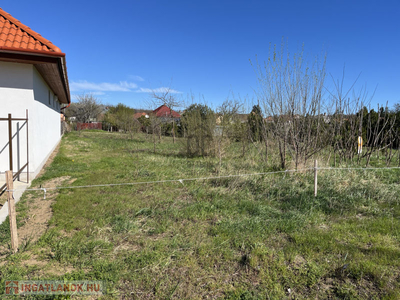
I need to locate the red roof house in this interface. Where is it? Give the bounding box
[153,105,181,118]
[133,112,149,119]
[0,7,71,188]
[0,8,70,104]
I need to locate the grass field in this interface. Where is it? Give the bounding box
[0,130,399,299]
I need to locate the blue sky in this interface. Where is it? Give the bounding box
[3,0,399,111]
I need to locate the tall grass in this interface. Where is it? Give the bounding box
[0,131,399,299]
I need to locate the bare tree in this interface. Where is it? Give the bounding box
[149,85,182,143]
[324,71,367,165]
[215,99,243,174]
[148,114,162,153]
[66,94,103,123]
[252,41,327,169]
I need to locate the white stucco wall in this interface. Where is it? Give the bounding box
[0,61,62,178]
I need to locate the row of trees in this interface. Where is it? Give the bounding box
[178,42,400,168]
[103,104,137,136]
[179,101,400,169]
[65,43,400,168]
[65,95,142,138]
[244,43,400,168]
[65,91,400,169]
[64,92,180,152]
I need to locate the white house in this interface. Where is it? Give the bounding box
[0,8,70,188]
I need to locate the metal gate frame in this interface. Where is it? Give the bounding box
[0,110,29,195]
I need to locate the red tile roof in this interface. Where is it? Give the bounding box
[153,105,181,118]
[0,8,70,104]
[133,112,148,119]
[0,7,63,55]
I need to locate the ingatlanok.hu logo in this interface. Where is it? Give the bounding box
[5,280,104,296]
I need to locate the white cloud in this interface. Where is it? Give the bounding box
[128,75,145,82]
[70,80,138,92]
[135,87,182,94]
[89,91,106,96]
[70,80,182,95]
[71,91,104,98]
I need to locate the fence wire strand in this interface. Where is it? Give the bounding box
[5,166,400,194]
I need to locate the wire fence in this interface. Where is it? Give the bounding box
[2,164,400,252]
[5,166,400,199]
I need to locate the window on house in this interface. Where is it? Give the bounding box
[48,90,51,105]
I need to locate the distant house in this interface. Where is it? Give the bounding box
[153,105,181,120]
[0,8,70,183]
[133,112,149,119]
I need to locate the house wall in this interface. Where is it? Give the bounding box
[0,61,61,178]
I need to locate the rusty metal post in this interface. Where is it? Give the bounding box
[8,114,13,171]
[6,171,18,253]
[26,110,29,183]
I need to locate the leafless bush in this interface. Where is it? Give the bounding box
[252,41,327,168]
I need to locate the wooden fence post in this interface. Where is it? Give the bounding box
[6,171,18,253]
[314,160,318,197]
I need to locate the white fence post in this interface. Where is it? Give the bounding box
[314,160,318,197]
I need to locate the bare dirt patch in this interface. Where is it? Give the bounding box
[18,176,75,244]
[16,142,75,244]
[0,141,78,274]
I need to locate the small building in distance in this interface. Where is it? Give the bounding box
[133,112,149,119]
[153,104,181,122]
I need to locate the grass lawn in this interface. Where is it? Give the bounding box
[0,130,399,299]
